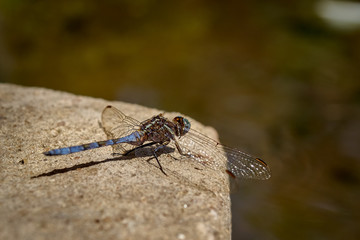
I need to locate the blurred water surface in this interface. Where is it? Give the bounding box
[1,1,360,239]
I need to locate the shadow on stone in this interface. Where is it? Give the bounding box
[32,145,175,179]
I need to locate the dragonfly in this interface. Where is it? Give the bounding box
[44,105,271,180]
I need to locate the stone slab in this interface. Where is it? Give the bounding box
[0,83,231,240]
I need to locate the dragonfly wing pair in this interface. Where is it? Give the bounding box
[176,128,271,180]
[101,106,141,154]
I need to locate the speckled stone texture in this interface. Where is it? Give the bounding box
[0,83,231,240]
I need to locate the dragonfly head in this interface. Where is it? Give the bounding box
[173,116,191,137]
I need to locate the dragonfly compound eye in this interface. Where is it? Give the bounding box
[173,116,191,136]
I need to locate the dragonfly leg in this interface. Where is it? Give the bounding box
[123,142,158,156]
[121,141,168,176]
[152,142,170,176]
[173,139,192,157]
[152,149,167,176]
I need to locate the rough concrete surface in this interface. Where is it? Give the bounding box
[0,84,231,240]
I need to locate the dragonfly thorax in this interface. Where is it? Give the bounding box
[173,116,191,137]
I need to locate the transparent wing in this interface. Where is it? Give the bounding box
[177,129,271,180]
[101,105,141,154]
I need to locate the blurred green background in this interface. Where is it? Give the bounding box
[1,0,360,239]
